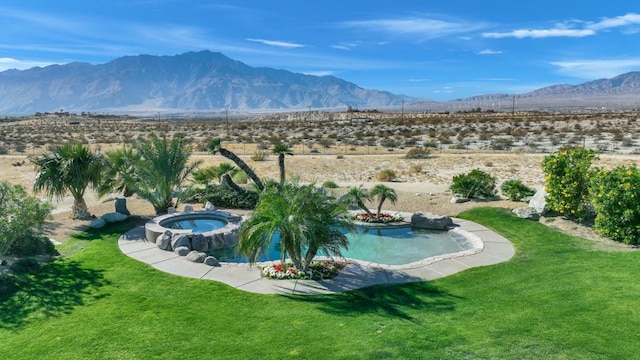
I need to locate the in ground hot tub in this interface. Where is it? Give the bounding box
[144,210,245,244]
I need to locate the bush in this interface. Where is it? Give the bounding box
[186,184,259,209]
[232,171,248,184]
[450,169,497,198]
[322,181,339,189]
[376,169,397,182]
[590,165,640,244]
[10,257,41,275]
[251,151,269,161]
[405,148,431,159]
[542,147,596,220]
[501,180,535,201]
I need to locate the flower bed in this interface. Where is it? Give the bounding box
[352,212,404,223]
[260,261,346,280]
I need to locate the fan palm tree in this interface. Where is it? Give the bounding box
[272,143,293,187]
[207,138,264,191]
[339,185,374,218]
[370,184,398,217]
[237,184,351,273]
[98,145,140,197]
[128,134,201,214]
[32,141,103,220]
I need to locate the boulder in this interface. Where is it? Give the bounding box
[156,230,173,251]
[167,207,176,214]
[204,201,216,211]
[191,233,209,252]
[223,230,239,247]
[411,212,454,230]
[174,246,190,256]
[529,188,548,214]
[171,234,191,250]
[209,233,225,249]
[450,195,470,204]
[183,205,194,213]
[90,218,106,229]
[513,207,540,221]
[204,256,221,267]
[186,251,207,263]
[114,197,130,216]
[101,212,128,223]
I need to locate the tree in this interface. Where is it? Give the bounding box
[207,138,264,191]
[272,143,293,187]
[128,134,201,214]
[0,181,54,257]
[370,184,398,217]
[339,185,374,218]
[32,141,103,219]
[238,184,351,273]
[98,145,140,197]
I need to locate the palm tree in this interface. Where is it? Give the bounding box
[339,185,374,218]
[191,166,218,186]
[98,145,140,197]
[237,184,351,273]
[32,141,103,220]
[370,184,398,217]
[207,138,264,191]
[128,134,201,214]
[272,143,293,187]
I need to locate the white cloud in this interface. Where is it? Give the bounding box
[342,16,487,40]
[0,57,53,71]
[551,58,640,79]
[303,70,334,77]
[330,45,352,51]
[477,49,503,55]
[589,13,640,30]
[483,28,595,39]
[246,38,304,49]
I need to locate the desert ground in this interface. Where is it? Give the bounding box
[1,111,639,248]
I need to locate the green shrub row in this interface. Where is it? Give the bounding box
[183,184,259,209]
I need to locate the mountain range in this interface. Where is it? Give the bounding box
[0,50,639,115]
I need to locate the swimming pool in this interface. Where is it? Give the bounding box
[209,225,473,266]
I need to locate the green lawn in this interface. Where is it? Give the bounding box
[2,207,639,359]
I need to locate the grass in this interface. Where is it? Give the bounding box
[2,209,640,359]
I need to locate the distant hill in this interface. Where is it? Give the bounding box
[416,72,640,112]
[0,51,407,115]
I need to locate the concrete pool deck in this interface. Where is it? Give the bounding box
[118,218,515,295]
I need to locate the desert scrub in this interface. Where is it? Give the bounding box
[405,147,431,159]
[542,147,596,221]
[501,179,535,201]
[376,169,397,182]
[450,169,497,198]
[590,165,640,244]
[250,150,269,161]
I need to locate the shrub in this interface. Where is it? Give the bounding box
[450,169,497,198]
[322,181,339,189]
[542,147,596,220]
[232,171,248,184]
[590,165,640,244]
[186,184,259,209]
[405,148,431,159]
[376,169,397,182]
[10,257,41,275]
[501,180,535,201]
[251,151,269,161]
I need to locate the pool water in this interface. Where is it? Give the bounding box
[209,226,471,265]
[160,216,227,233]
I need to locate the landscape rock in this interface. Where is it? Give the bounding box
[115,197,130,215]
[204,201,216,210]
[90,218,106,229]
[529,188,548,214]
[204,256,221,267]
[101,212,128,223]
[183,205,194,212]
[156,230,173,251]
[450,195,470,204]
[411,212,454,230]
[167,207,176,214]
[222,230,239,247]
[209,234,225,249]
[171,234,191,250]
[191,233,209,252]
[174,246,190,256]
[513,207,540,221]
[186,251,207,263]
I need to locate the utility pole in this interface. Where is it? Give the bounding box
[401,101,405,121]
[512,96,515,114]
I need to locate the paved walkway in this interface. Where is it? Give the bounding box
[117,218,515,295]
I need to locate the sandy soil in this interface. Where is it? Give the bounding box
[1,151,637,250]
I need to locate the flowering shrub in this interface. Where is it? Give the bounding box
[260,261,345,280]
[352,212,404,223]
[541,147,596,221]
[590,165,640,245]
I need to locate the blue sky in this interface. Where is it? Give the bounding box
[1,1,640,100]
